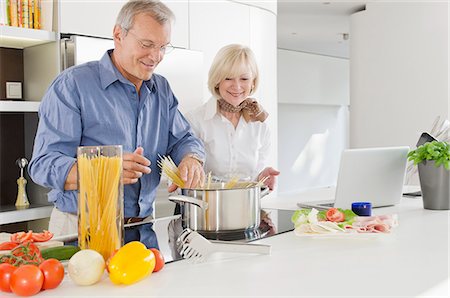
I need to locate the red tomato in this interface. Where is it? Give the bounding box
[0,263,16,292]
[149,248,165,272]
[31,231,53,242]
[10,265,44,296]
[10,231,33,243]
[38,259,64,290]
[0,242,19,250]
[106,249,119,273]
[326,208,345,222]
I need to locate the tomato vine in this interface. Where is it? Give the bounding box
[0,242,43,267]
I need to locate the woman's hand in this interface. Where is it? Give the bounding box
[168,155,205,193]
[123,147,151,184]
[258,167,280,190]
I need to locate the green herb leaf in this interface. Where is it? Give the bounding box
[408,141,450,169]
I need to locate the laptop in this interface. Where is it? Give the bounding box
[297,146,410,210]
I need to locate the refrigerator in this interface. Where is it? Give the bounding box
[60,34,204,112]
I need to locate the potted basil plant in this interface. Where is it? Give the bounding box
[408,141,450,210]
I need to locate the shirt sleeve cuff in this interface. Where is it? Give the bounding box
[50,156,77,191]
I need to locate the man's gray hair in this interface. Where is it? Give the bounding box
[116,0,175,30]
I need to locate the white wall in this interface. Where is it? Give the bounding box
[277,50,349,194]
[278,104,348,194]
[350,2,449,149]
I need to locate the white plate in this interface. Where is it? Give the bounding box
[294,231,391,239]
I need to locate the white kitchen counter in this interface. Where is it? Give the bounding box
[4,190,449,297]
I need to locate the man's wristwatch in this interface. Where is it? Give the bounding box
[185,153,204,166]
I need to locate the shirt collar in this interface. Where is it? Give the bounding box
[204,97,248,128]
[204,96,219,120]
[99,50,156,92]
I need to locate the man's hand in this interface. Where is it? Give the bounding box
[64,147,151,190]
[257,167,280,191]
[123,147,151,184]
[168,155,205,192]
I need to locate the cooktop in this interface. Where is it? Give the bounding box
[62,208,295,264]
[124,208,295,263]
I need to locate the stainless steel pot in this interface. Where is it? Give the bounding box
[169,182,270,232]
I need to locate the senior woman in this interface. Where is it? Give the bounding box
[186,44,279,190]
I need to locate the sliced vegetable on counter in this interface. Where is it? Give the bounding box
[10,230,54,244]
[292,208,398,235]
[108,241,155,285]
[0,242,19,251]
[68,249,105,286]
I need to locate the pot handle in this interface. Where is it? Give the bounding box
[169,195,209,210]
[260,186,270,198]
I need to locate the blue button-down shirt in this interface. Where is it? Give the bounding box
[28,50,205,218]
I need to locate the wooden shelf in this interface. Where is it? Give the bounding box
[0,26,56,49]
[0,101,40,112]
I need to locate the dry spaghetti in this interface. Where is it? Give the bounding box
[78,152,122,261]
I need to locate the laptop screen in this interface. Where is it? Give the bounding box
[333,146,409,209]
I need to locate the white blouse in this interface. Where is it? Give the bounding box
[185,97,271,181]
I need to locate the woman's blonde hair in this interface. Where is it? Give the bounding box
[208,44,259,98]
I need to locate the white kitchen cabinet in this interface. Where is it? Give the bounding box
[278,49,349,106]
[189,0,251,100]
[350,2,448,149]
[59,0,188,48]
[59,0,126,38]
[249,6,277,169]
[234,0,276,14]
[163,0,188,49]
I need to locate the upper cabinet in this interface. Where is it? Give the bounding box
[59,0,188,48]
[164,0,188,49]
[278,49,349,106]
[59,0,127,38]
[350,2,448,148]
[189,0,251,99]
[234,0,276,14]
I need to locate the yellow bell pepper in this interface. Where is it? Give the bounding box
[108,241,156,285]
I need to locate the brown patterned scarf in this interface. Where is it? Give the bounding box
[217,98,268,122]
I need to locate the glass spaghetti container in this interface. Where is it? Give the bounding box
[77,145,124,260]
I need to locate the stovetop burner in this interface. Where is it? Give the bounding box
[197,226,269,242]
[61,208,294,264]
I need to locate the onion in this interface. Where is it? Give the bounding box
[68,249,105,286]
